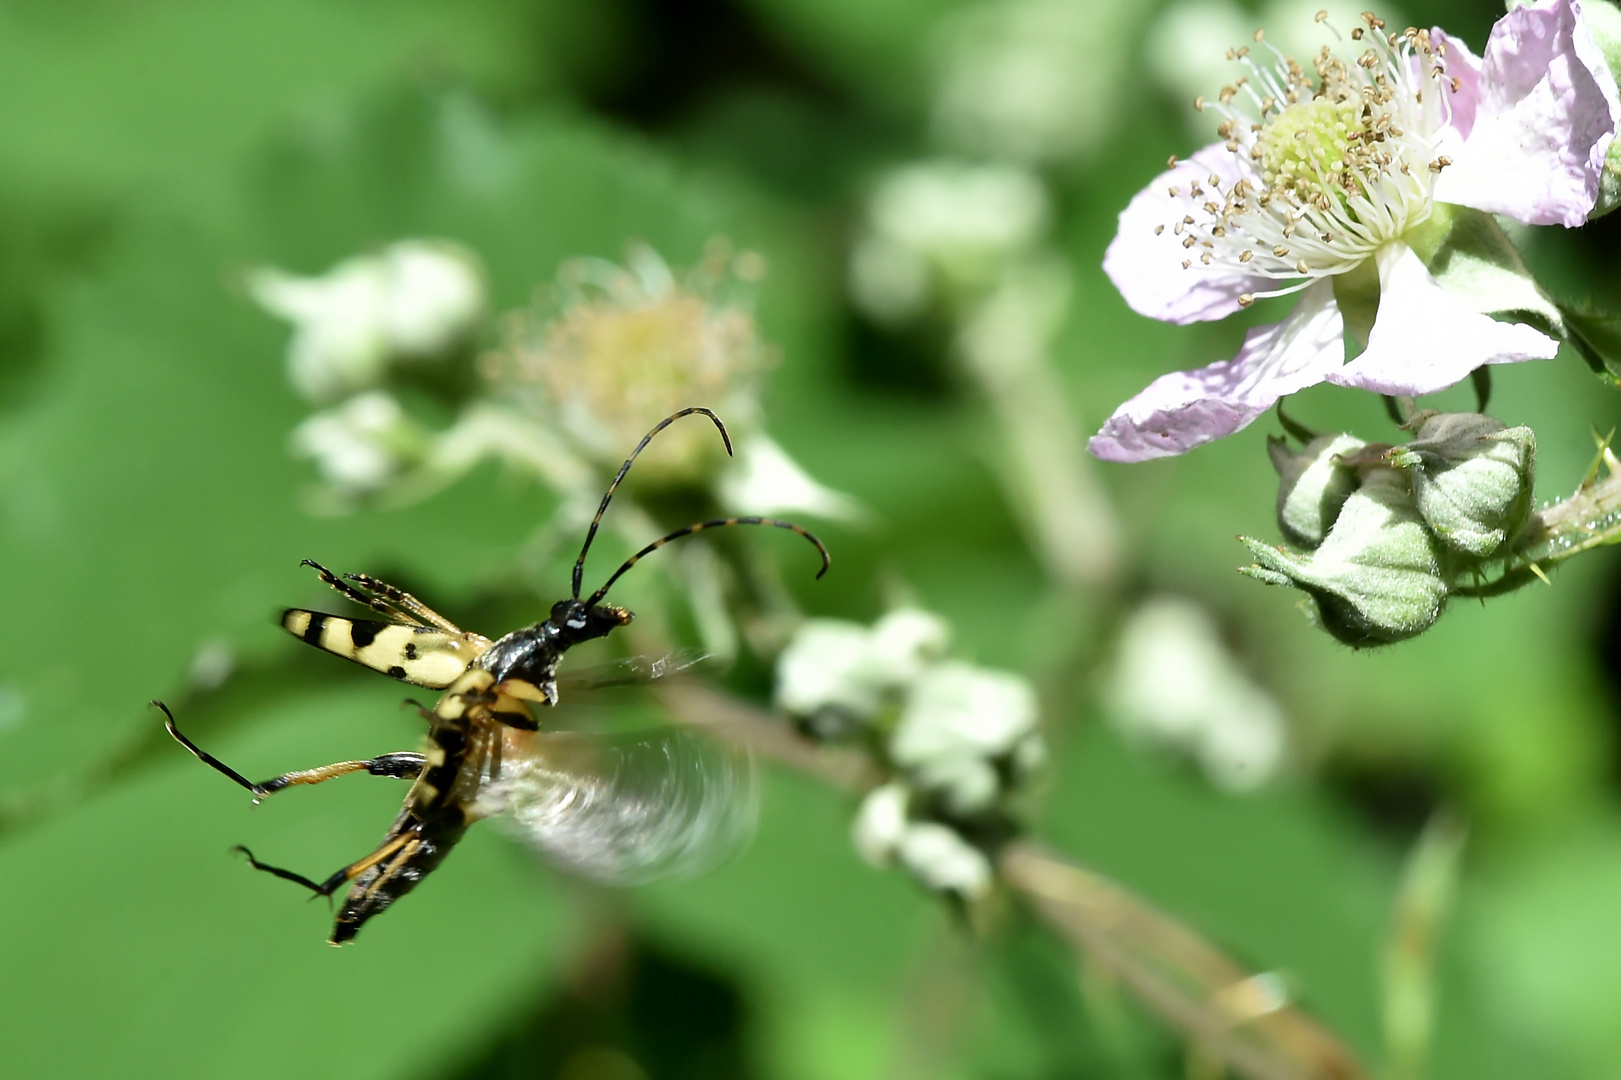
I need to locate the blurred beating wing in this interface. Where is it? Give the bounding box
[551,650,709,696]
[490,725,758,886]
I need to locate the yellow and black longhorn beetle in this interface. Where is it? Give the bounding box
[159,407,828,944]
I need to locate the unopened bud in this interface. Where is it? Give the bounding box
[1387,412,1535,559]
[1267,433,1366,548]
[1240,466,1447,645]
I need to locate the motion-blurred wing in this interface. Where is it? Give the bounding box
[551,650,709,696]
[490,726,757,885]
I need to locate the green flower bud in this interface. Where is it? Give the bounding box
[1240,467,1447,646]
[1267,433,1366,548]
[1387,412,1535,559]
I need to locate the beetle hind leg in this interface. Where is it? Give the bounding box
[234,846,331,898]
[157,701,424,804]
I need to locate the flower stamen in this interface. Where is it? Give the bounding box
[1161,11,1452,286]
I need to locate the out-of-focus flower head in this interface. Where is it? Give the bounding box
[1105,597,1288,791]
[849,161,1050,325]
[853,783,995,900]
[775,609,953,733]
[930,0,1147,164]
[1091,0,1620,462]
[250,239,487,403]
[891,661,1045,815]
[289,390,431,502]
[777,607,1045,901]
[485,240,770,488]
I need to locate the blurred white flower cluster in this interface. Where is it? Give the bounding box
[845,0,1130,590]
[931,0,1144,164]
[255,236,859,660]
[251,239,488,507]
[251,239,486,403]
[776,609,1045,900]
[254,237,857,530]
[1104,597,1288,792]
[849,162,1052,326]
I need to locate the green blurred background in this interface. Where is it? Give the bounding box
[3,0,1621,1077]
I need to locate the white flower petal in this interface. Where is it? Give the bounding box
[1434,0,1621,226]
[1088,278,1344,462]
[895,822,993,898]
[718,434,866,524]
[1102,143,1274,324]
[851,783,910,867]
[1328,244,1559,396]
[380,241,486,355]
[774,620,881,718]
[892,661,1040,765]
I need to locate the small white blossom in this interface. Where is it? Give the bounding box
[250,239,485,403]
[850,161,1050,323]
[895,821,994,899]
[891,661,1043,814]
[488,242,767,483]
[774,609,953,722]
[289,391,427,497]
[1106,597,1287,792]
[775,620,885,719]
[853,784,995,899]
[851,782,911,866]
[718,434,866,525]
[869,609,952,684]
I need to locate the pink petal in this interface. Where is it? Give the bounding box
[1327,245,1558,396]
[1433,0,1621,227]
[1089,279,1344,462]
[1431,28,1482,140]
[1102,143,1274,325]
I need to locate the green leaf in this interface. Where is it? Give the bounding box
[629,768,942,1080]
[1556,304,1621,386]
[1411,206,1564,332]
[0,688,574,1079]
[0,0,542,202]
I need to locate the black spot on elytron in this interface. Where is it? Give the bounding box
[387,665,407,680]
[404,642,418,660]
[348,620,382,649]
[301,613,326,645]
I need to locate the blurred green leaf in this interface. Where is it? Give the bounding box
[629,767,942,1080]
[0,90,815,800]
[0,687,574,1079]
[1559,304,1621,387]
[0,0,543,202]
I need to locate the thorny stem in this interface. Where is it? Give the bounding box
[657,682,1369,1080]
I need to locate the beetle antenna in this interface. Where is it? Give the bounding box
[572,407,732,599]
[585,516,829,607]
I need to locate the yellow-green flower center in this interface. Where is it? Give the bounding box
[1255,98,1360,209]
